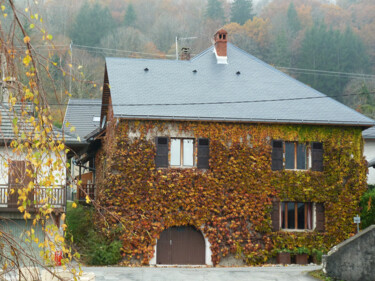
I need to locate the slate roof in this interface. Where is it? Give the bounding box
[363,126,375,139]
[63,99,102,140]
[105,43,375,127]
[0,103,79,144]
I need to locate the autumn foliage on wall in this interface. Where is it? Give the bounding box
[95,120,367,265]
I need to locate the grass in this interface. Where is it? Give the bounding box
[309,270,343,281]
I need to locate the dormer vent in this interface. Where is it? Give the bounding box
[193,70,197,73]
[236,71,241,75]
[144,68,149,72]
[214,29,228,64]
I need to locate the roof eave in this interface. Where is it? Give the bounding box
[113,114,375,127]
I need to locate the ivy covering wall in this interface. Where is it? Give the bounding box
[95,120,367,265]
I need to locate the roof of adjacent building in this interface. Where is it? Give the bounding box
[63,99,102,140]
[0,104,79,144]
[363,126,375,139]
[104,43,375,127]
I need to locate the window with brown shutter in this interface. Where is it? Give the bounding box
[271,140,283,171]
[271,200,280,231]
[315,203,325,232]
[197,138,209,169]
[281,202,313,230]
[155,137,169,168]
[311,142,324,171]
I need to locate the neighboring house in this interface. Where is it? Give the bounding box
[362,126,375,185]
[88,29,374,266]
[0,102,79,261]
[63,99,101,201]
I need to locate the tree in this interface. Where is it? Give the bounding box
[205,0,225,22]
[297,23,369,101]
[69,1,115,46]
[230,0,254,25]
[124,3,137,27]
[287,2,301,36]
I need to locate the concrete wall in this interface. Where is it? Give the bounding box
[323,225,375,281]
[363,140,375,184]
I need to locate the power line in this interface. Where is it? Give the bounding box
[44,90,375,107]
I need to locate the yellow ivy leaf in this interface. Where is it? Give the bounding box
[72,202,77,208]
[23,36,30,44]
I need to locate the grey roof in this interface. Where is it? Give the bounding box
[363,126,375,139]
[105,43,375,126]
[63,99,101,140]
[0,103,79,144]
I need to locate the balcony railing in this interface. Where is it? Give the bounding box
[77,184,95,202]
[0,184,66,212]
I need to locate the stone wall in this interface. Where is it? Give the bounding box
[323,225,375,281]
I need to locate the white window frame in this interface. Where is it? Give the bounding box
[284,142,311,171]
[170,138,195,168]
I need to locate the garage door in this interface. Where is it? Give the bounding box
[0,219,45,265]
[157,226,205,265]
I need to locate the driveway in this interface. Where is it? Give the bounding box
[81,265,321,281]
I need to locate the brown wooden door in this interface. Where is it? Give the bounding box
[157,226,205,265]
[8,160,34,209]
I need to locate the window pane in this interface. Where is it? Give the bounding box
[183,139,194,166]
[307,203,313,229]
[297,144,306,170]
[287,203,295,229]
[170,139,181,166]
[281,202,285,229]
[285,142,295,169]
[297,203,305,229]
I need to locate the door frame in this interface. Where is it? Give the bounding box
[150,226,213,266]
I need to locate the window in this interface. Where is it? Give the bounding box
[155,137,210,169]
[285,142,308,170]
[281,202,313,230]
[272,141,323,171]
[171,139,194,167]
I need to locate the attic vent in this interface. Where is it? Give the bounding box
[193,70,197,73]
[236,71,241,75]
[144,68,149,72]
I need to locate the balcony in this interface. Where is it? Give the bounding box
[0,184,66,212]
[77,183,96,202]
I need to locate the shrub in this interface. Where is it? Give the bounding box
[66,202,93,244]
[84,230,123,265]
[360,188,375,229]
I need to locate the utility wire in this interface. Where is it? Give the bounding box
[43,90,375,107]
[17,43,375,79]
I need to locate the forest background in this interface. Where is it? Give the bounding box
[6,0,375,125]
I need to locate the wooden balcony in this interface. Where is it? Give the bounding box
[77,183,96,202]
[0,184,66,212]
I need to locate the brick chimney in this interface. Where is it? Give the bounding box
[179,47,191,61]
[214,29,228,64]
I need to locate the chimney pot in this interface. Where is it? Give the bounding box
[179,47,191,61]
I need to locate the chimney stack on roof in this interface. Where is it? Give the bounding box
[179,47,191,61]
[214,29,228,64]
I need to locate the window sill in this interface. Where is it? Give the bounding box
[281,229,314,232]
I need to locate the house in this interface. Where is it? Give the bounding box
[89,29,374,266]
[362,126,375,185]
[63,98,101,201]
[0,101,80,262]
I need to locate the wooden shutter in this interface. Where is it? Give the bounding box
[197,138,209,169]
[271,140,283,171]
[315,203,325,232]
[311,142,324,171]
[155,137,169,168]
[271,200,280,231]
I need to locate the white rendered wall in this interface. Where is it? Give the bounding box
[364,140,375,185]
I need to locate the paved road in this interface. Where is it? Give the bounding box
[81,265,321,281]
